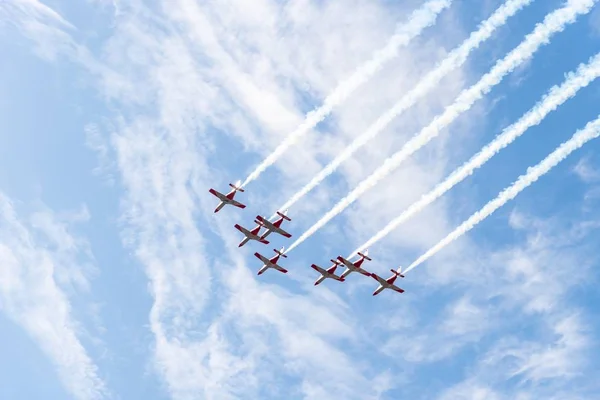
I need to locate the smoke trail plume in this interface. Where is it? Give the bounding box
[284,0,596,254]
[352,52,600,257]
[405,115,600,273]
[242,0,452,187]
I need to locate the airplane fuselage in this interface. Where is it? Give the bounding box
[340,261,368,279]
[237,225,263,247]
[258,215,289,239]
[210,183,245,213]
[215,190,236,211]
[371,272,403,295]
[257,255,281,275]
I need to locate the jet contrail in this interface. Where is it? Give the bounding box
[284,0,596,254]
[405,115,600,273]
[351,52,600,257]
[275,0,534,215]
[241,0,452,187]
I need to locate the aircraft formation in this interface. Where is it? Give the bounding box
[209,181,405,296]
[205,0,600,298]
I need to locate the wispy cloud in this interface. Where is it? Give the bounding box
[285,0,597,254]
[61,1,483,397]
[0,194,106,400]
[573,155,600,182]
[8,0,599,399]
[437,314,591,399]
[0,0,75,29]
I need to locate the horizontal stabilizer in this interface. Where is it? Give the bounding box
[391,268,405,278]
[277,211,291,221]
[274,248,288,258]
[229,183,245,192]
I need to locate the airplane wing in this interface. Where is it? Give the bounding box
[273,226,291,238]
[271,263,288,274]
[336,256,354,269]
[389,284,405,293]
[209,188,228,202]
[370,274,388,285]
[254,253,288,273]
[256,216,292,238]
[235,225,269,244]
[254,253,270,264]
[310,264,329,276]
[328,273,344,282]
[337,256,370,276]
[209,189,246,209]
[227,198,246,209]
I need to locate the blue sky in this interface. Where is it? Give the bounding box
[1,0,600,399]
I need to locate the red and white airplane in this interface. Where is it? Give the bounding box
[337,250,372,279]
[311,259,345,286]
[371,267,405,296]
[254,247,288,276]
[234,221,270,247]
[255,210,292,239]
[208,180,246,213]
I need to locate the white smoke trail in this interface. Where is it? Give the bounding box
[405,115,600,273]
[284,0,596,254]
[351,52,600,257]
[275,0,534,216]
[241,0,452,187]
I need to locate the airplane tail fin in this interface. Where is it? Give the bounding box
[357,251,372,261]
[274,248,288,258]
[330,259,342,266]
[229,182,245,192]
[277,210,291,221]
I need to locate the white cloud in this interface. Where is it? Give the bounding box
[572,155,600,182]
[429,211,596,399]
[7,0,599,399]
[67,1,479,397]
[445,313,591,398]
[0,194,106,400]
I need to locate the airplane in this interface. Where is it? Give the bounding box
[337,250,372,279]
[254,247,288,276]
[371,267,405,296]
[311,259,345,286]
[255,209,292,239]
[234,222,270,247]
[208,180,246,213]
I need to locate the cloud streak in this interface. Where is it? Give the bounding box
[275,0,534,216]
[406,114,600,272]
[285,0,597,254]
[0,194,106,400]
[241,0,452,187]
[352,51,600,256]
